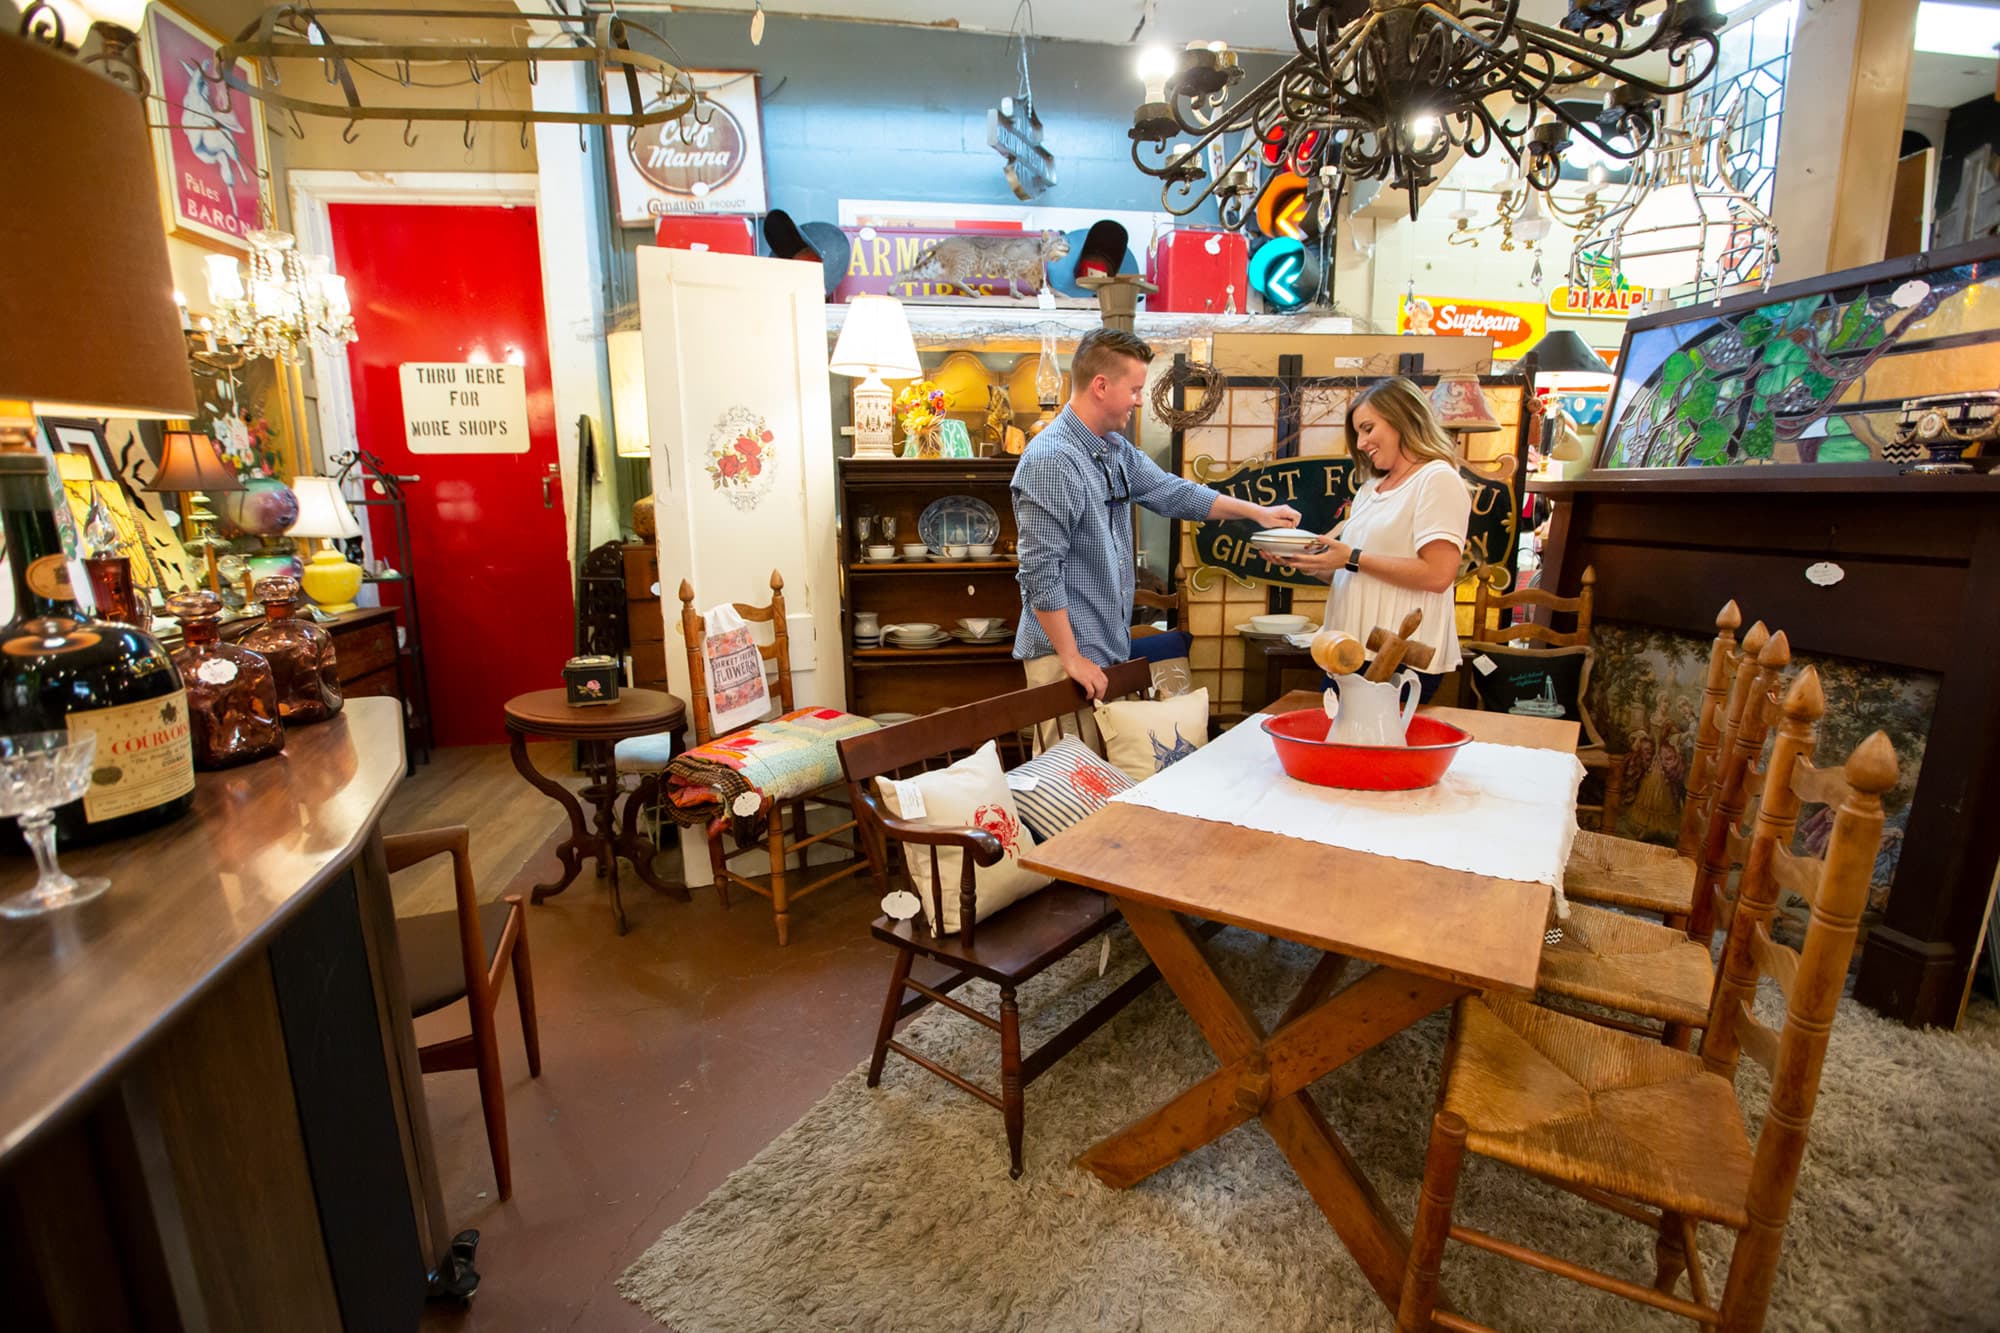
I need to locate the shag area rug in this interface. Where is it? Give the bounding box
[620,928,2000,1332]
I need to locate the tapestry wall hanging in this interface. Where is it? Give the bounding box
[1597,239,2000,469]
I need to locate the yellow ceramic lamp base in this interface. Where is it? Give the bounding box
[302,545,362,613]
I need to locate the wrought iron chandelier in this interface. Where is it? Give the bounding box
[1130,0,1724,222]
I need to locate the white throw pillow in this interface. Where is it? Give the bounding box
[1094,688,1210,783]
[875,740,1050,935]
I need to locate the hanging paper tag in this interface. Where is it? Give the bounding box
[1473,654,1498,676]
[1804,561,1845,587]
[1098,935,1111,977]
[731,791,764,819]
[889,778,928,821]
[881,889,921,921]
[1004,770,1040,793]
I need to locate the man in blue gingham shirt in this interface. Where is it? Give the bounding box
[1013,329,1300,703]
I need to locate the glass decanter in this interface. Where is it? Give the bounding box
[166,591,285,769]
[239,576,343,725]
[0,730,112,918]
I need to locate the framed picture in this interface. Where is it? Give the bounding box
[41,418,113,481]
[139,3,272,252]
[603,70,768,225]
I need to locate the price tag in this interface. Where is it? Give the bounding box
[731,791,764,818]
[195,658,239,686]
[1098,936,1111,977]
[1473,654,1498,676]
[889,778,927,821]
[881,889,921,921]
[1805,561,1845,587]
[1005,770,1040,793]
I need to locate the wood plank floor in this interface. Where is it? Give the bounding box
[383,741,574,916]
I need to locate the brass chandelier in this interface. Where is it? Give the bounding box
[1130,0,1724,222]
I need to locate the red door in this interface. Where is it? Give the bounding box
[330,203,574,747]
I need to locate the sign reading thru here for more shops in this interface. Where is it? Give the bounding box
[1396,295,1546,357]
[398,363,531,454]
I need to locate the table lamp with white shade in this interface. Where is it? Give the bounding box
[286,476,365,612]
[829,295,921,459]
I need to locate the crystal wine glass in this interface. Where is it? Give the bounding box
[0,731,112,919]
[880,515,898,544]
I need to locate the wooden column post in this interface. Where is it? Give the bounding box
[1770,0,1920,281]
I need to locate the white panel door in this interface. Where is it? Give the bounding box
[636,247,842,718]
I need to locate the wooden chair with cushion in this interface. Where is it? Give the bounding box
[387,826,541,1201]
[1396,669,1896,1333]
[839,660,1174,1179]
[1467,564,1620,830]
[1536,626,1790,1046]
[619,571,869,945]
[1130,565,1188,636]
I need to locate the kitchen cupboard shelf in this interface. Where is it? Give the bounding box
[848,560,1019,574]
[853,644,1016,665]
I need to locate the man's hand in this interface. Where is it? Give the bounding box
[1255,504,1303,529]
[1061,652,1110,702]
[1260,533,1349,579]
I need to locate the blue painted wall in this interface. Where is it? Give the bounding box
[617,15,1282,246]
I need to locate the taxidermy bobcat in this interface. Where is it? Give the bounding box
[896,231,1070,299]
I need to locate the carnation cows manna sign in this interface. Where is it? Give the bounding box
[605,70,768,224]
[1396,294,1546,357]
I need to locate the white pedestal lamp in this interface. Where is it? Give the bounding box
[829,296,921,459]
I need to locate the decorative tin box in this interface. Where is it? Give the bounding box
[563,655,622,706]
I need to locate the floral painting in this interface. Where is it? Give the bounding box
[1586,620,1937,944]
[707,406,776,510]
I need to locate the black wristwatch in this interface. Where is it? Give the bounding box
[1345,548,1364,574]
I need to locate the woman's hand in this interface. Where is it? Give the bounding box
[1260,534,1349,580]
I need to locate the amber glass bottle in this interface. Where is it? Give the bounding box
[166,591,284,769]
[240,576,343,724]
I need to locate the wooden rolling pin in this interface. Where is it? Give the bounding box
[1308,627,1366,676]
[1363,609,1434,682]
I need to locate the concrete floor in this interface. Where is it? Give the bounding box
[393,745,898,1332]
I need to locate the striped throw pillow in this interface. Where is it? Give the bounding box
[1005,739,1134,841]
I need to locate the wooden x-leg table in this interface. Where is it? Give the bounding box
[1022,698,1574,1314]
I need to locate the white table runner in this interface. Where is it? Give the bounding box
[1110,714,1584,911]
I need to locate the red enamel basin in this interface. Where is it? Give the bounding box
[1260,710,1472,791]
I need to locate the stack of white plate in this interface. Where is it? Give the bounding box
[1247,527,1325,556]
[949,619,1013,644]
[884,623,949,650]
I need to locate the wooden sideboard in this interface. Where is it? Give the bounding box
[0,700,444,1330]
[1534,469,2000,1027]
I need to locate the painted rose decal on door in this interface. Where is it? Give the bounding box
[707,406,778,510]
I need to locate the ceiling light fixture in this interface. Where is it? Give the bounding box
[1129,0,1723,222]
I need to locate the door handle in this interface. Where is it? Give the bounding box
[542,463,558,508]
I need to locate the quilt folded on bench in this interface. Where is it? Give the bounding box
[665,707,879,839]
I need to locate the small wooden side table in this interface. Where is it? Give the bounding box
[502,687,690,934]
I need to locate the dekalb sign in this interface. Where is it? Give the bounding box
[1397,295,1546,357]
[1547,283,1651,319]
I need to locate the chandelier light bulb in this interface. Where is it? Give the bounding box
[204,253,245,304]
[1587,162,1609,189]
[1409,113,1441,141]
[1136,45,1177,104]
[1515,191,1552,244]
[1618,181,1705,289]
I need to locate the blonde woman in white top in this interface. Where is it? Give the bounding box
[1263,376,1471,701]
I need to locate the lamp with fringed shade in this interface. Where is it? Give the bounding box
[0,33,195,420]
[146,432,244,494]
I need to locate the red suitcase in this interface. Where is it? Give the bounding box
[1146,228,1249,313]
[652,215,756,255]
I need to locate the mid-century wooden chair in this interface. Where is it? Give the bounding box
[1396,669,1897,1333]
[1536,627,1791,1045]
[652,571,869,946]
[387,826,541,1201]
[839,660,1173,1179]
[1561,601,1745,926]
[1466,564,1621,830]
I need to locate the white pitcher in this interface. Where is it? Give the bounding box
[1326,669,1421,747]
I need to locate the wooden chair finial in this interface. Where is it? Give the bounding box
[1758,628,1791,670]
[1740,620,1770,656]
[770,569,785,591]
[1845,730,1899,795]
[1782,665,1825,723]
[1580,565,1596,588]
[679,578,696,608]
[1717,599,1743,632]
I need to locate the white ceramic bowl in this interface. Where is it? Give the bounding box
[967,543,996,559]
[900,543,929,559]
[865,545,896,559]
[1250,613,1311,635]
[958,617,1004,637]
[941,544,969,560]
[889,622,939,636]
